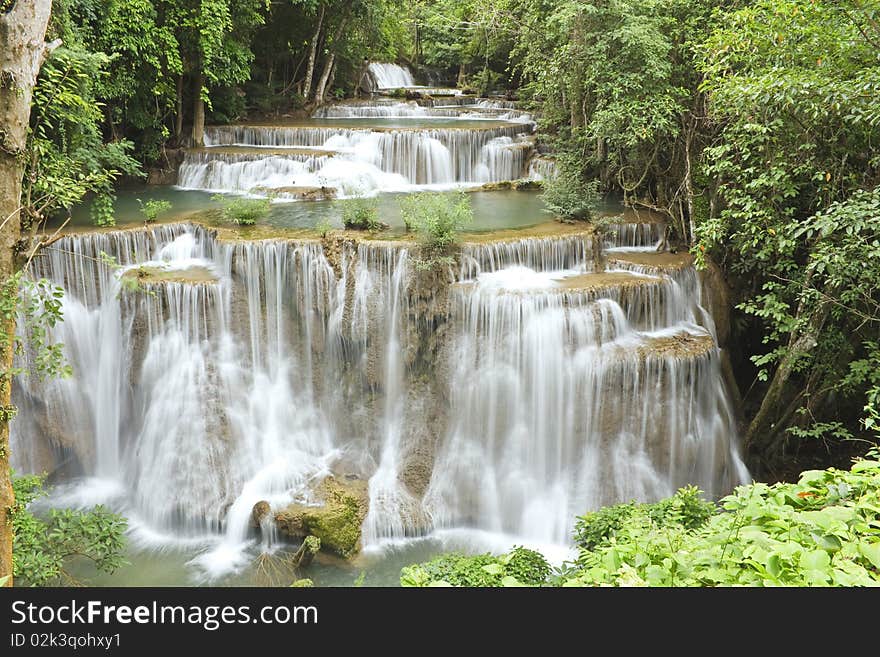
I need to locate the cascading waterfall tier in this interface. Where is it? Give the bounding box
[13,217,748,575]
[179,122,536,195]
[368,62,416,89]
[178,67,537,198]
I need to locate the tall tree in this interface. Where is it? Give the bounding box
[0,0,56,587]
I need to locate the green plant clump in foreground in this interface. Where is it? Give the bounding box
[11,472,128,587]
[401,452,880,587]
[401,547,551,587]
[212,194,271,226]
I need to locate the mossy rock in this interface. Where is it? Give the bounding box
[275,475,368,559]
[290,578,314,587]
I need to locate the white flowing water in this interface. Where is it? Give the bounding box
[13,222,748,578]
[180,123,533,195]
[178,74,537,198]
[368,62,416,89]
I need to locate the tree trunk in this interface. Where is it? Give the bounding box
[313,8,351,105]
[313,51,336,106]
[191,69,205,147]
[569,11,585,130]
[683,123,696,246]
[457,62,467,88]
[174,73,184,142]
[0,0,56,587]
[745,296,832,464]
[302,3,325,99]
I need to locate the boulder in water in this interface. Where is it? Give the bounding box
[274,475,368,558]
[251,500,271,528]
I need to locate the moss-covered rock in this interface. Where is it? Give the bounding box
[274,475,368,558]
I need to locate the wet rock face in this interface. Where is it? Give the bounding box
[698,257,731,348]
[274,476,369,558]
[251,500,271,528]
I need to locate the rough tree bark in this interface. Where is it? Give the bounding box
[0,0,56,587]
[302,3,325,100]
[313,7,351,106]
[191,68,205,147]
[174,72,184,143]
[744,295,832,466]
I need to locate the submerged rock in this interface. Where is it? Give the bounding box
[274,475,369,558]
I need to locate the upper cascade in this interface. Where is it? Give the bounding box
[368,62,416,89]
[179,118,537,197]
[177,66,540,199]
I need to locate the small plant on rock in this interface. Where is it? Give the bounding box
[399,191,473,270]
[212,194,271,226]
[137,199,172,224]
[341,198,383,231]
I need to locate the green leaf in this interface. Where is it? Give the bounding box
[800,550,831,572]
[810,533,843,552]
[501,576,527,587]
[859,542,880,570]
[481,563,503,576]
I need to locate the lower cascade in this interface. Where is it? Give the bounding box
[13,219,748,576]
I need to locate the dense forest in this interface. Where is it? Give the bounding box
[1,0,879,589]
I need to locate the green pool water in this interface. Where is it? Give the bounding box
[63,186,623,235]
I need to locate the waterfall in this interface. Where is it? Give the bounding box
[368,62,416,89]
[604,221,666,251]
[528,157,558,181]
[312,100,533,124]
[181,124,534,194]
[13,218,748,575]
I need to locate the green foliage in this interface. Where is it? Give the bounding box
[212,195,271,226]
[692,1,880,453]
[25,43,141,229]
[340,198,382,231]
[401,546,550,587]
[137,199,173,224]
[567,454,880,587]
[410,0,515,87]
[403,453,880,587]
[540,153,599,221]
[0,272,71,383]
[315,218,334,238]
[10,472,127,587]
[574,486,716,550]
[399,191,473,269]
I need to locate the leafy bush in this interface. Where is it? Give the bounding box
[10,472,127,586]
[568,455,880,587]
[137,199,172,224]
[541,162,600,221]
[212,195,271,226]
[400,547,550,587]
[575,486,716,550]
[402,453,880,587]
[90,192,116,227]
[504,546,552,584]
[399,191,473,269]
[341,198,382,231]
